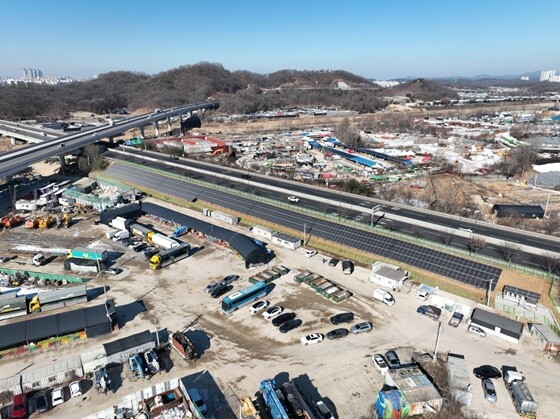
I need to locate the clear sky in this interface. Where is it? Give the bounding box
[1,0,559,80]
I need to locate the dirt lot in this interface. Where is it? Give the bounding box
[1,197,559,419]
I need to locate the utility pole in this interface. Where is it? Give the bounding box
[544,193,551,218]
[486,279,493,306]
[303,223,306,248]
[433,322,442,361]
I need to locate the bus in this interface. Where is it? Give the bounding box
[221,281,267,314]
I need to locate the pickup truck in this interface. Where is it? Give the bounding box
[448,312,464,327]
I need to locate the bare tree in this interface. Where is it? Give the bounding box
[534,252,560,276]
[541,217,560,236]
[467,235,486,254]
[496,241,520,264]
[438,229,454,246]
[411,227,424,239]
[335,117,362,148]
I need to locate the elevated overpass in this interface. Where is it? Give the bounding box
[0,121,60,144]
[0,101,219,179]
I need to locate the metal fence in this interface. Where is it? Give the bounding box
[0,268,83,284]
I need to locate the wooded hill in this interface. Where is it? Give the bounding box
[0,62,457,119]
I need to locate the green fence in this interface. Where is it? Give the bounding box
[0,268,83,284]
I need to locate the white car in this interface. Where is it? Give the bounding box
[305,250,318,258]
[262,306,284,319]
[417,290,429,301]
[69,381,82,398]
[468,324,487,337]
[51,387,64,406]
[249,300,269,313]
[287,196,300,203]
[372,354,389,375]
[300,333,324,345]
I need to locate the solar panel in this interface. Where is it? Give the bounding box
[105,162,502,290]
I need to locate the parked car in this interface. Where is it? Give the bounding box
[482,379,497,402]
[330,312,354,325]
[220,274,239,285]
[187,388,208,415]
[350,322,373,334]
[262,306,283,319]
[69,381,82,398]
[51,388,64,407]
[328,258,339,267]
[103,268,120,276]
[416,305,442,320]
[384,350,401,369]
[143,247,159,258]
[417,290,430,301]
[0,256,10,263]
[448,312,464,327]
[203,282,221,294]
[468,324,487,337]
[300,333,324,345]
[10,393,27,419]
[372,354,389,375]
[211,284,232,298]
[473,365,501,379]
[279,319,302,333]
[272,312,296,327]
[287,196,300,203]
[305,249,318,258]
[33,391,49,413]
[326,328,349,340]
[132,243,147,252]
[249,300,269,313]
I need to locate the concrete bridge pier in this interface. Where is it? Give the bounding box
[153,121,160,137]
[10,137,17,146]
[108,136,115,145]
[166,116,172,131]
[140,126,145,138]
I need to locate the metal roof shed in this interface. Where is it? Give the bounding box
[471,308,524,343]
[103,330,155,364]
[491,204,544,219]
[446,353,472,406]
[529,323,560,352]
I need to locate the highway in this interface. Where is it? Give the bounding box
[104,147,560,271]
[0,102,219,179]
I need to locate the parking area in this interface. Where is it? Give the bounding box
[1,198,559,418]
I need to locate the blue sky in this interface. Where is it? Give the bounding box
[1,0,559,80]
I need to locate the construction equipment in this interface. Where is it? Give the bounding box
[25,217,39,229]
[169,331,197,362]
[0,214,24,228]
[39,214,55,229]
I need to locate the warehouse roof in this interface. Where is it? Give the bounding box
[103,330,153,356]
[141,202,268,267]
[0,300,115,350]
[471,308,524,339]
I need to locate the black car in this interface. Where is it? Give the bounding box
[241,174,251,179]
[143,247,158,258]
[272,312,296,327]
[220,274,239,285]
[33,391,49,413]
[385,350,401,369]
[326,328,349,340]
[330,312,354,325]
[211,284,232,298]
[133,243,147,252]
[279,319,302,333]
[473,365,502,379]
[328,258,339,267]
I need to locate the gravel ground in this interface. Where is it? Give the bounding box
[1,198,559,419]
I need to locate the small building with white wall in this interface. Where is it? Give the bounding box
[470,308,524,343]
[252,225,274,241]
[529,323,560,352]
[271,233,301,250]
[370,261,408,290]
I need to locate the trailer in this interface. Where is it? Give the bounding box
[149,242,190,269]
[169,331,197,362]
[149,232,179,250]
[129,222,154,239]
[68,247,108,262]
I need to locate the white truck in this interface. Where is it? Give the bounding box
[503,369,537,418]
[373,289,395,306]
[32,253,46,267]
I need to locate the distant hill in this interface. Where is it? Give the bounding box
[0,62,467,119]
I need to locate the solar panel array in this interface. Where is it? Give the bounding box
[105,162,501,290]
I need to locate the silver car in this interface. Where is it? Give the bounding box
[350,322,373,334]
[482,378,497,402]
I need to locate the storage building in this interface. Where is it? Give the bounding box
[103,330,155,365]
[491,204,544,219]
[252,225,275,241]
[529,323,560,352]
[470,308,524,343]
[370,261,408,290]
[502,285,540,308]
[271,233,301,250]
[446,353,472,405]
[385,366,442,415]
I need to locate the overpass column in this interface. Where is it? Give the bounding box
[10,136,17,146]
[58,155,66,167]
[167,116,172,131]
[108,136,114,145]
[140,126,145,138]
[153,121,159,137]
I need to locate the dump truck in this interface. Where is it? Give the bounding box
[503,368,537,418]
[169,331,197,362]
[149,242,190,269]
[68,247,108,262]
